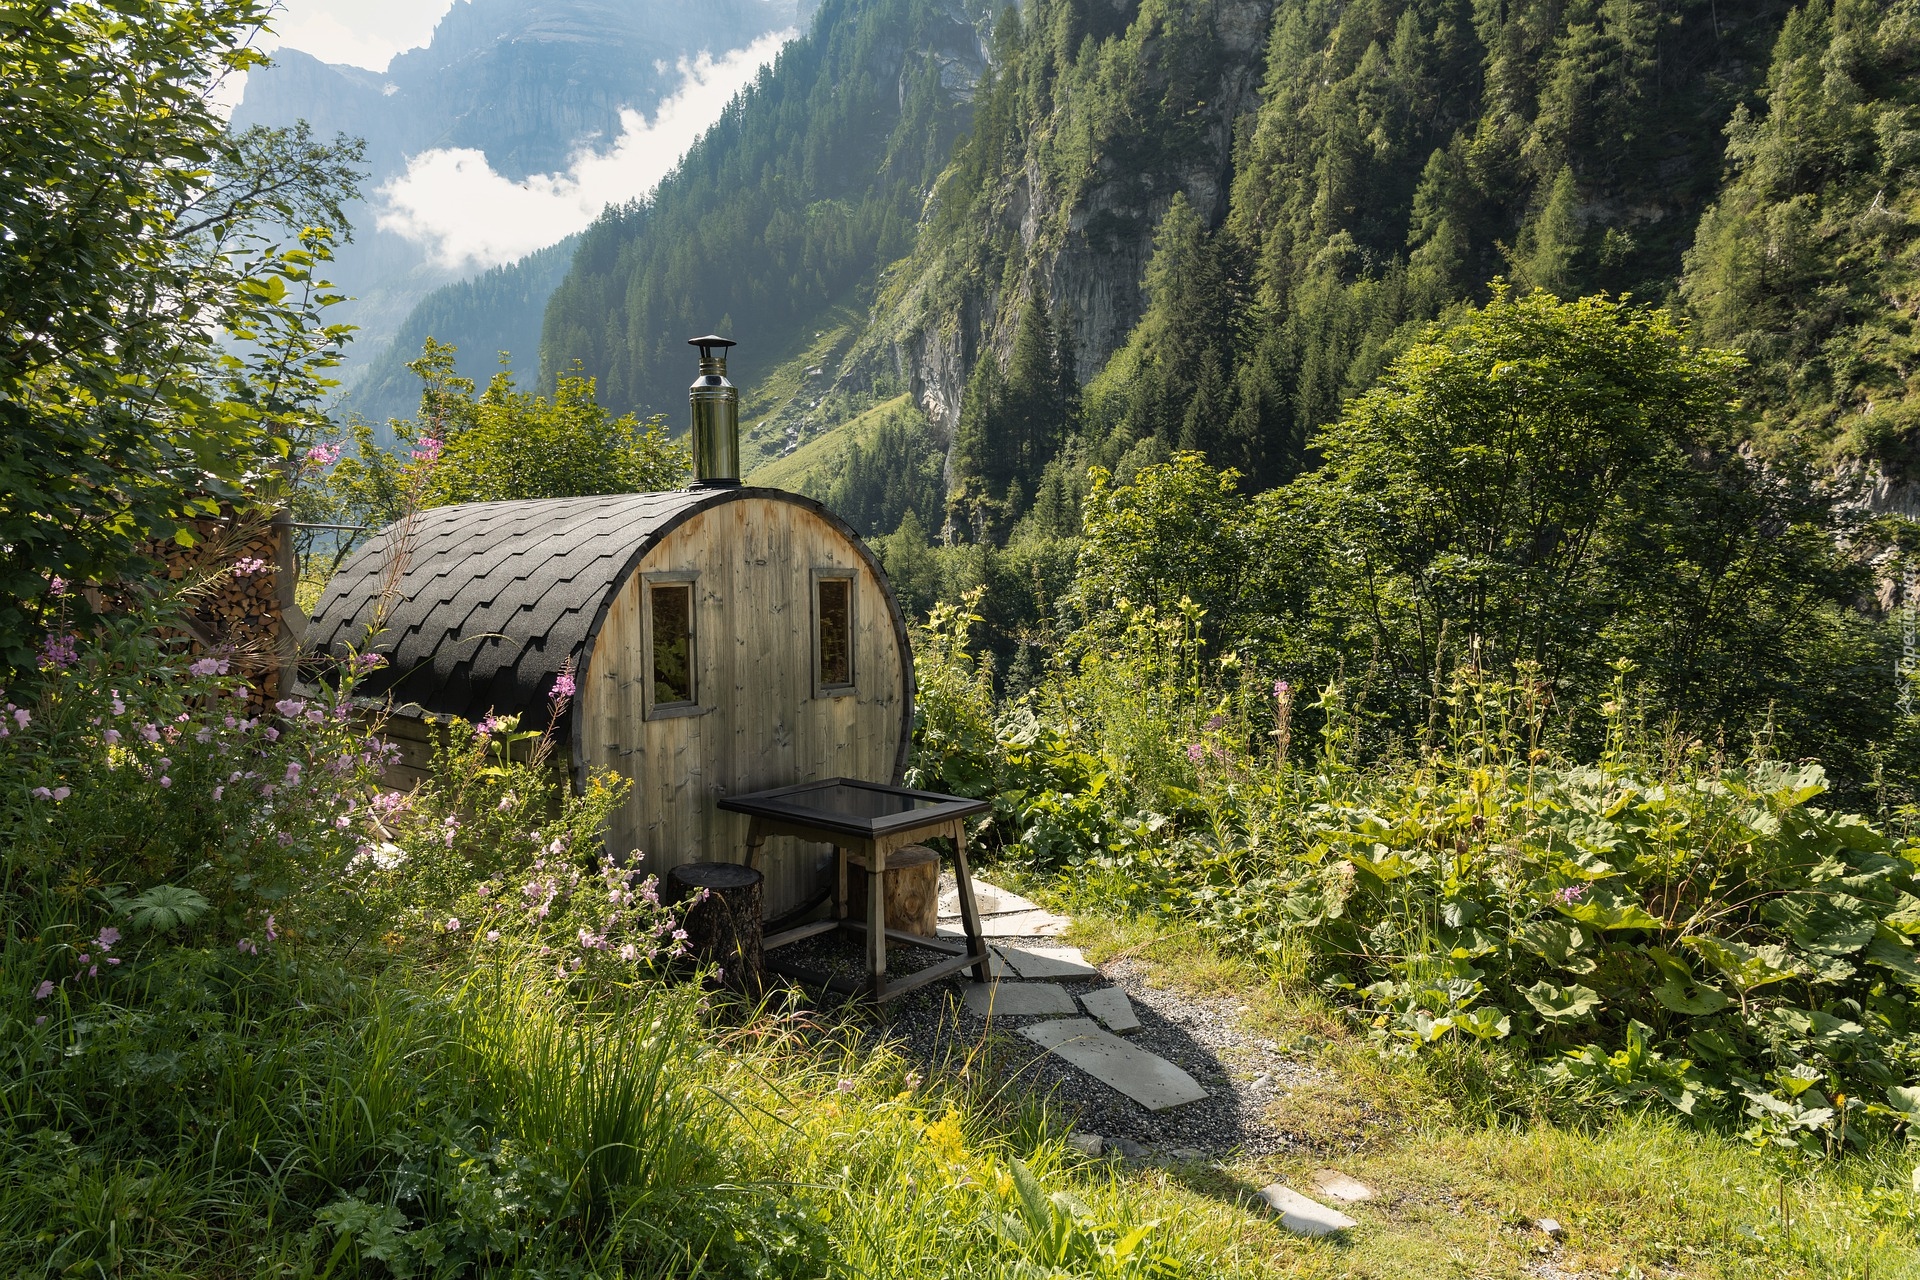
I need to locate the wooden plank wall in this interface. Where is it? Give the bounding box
[579,501,907,919]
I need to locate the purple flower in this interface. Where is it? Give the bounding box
[264,915,278,943]
[103,729,120,745]
[274,698,305,718]
[410,436,443,464]
[237,938,258,956]
[549,672,576,702]
[139,724,158,744]
[158,776,171,788]
[30,787,50,800]
[446,917,461,932]
[305,442,343,467]
[51,786,68,802]
[836,1078,856,1094]
[95,927,120,950]
[356,652,386,671]
[189,657,228,677]
[48,576,66,597]
[40,633,78,669]
[1186,743,1205,763]
[1554,885,1589,905]
[1274,680,1291,698]
[486,930,500,942]
[13,709,29,729]
[232,557,269,577]
[211,786,224,801]
[32,980,53,1000]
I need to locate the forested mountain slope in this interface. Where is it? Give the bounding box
[540,0,1918,529]
[539,0,996,431]
[235,0,806,379]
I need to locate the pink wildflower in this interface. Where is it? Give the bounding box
[1274,680,1290,698]
[30,787,50,800]
[13,709,29,729]
[446,917,461,933]
[486,930,500,942]
[32,980,54,1000]
[274,698,305,718]
[410,436,443,463]
[103,729,119,745]
[836,1078,856,1094]
[1554,885,1589,904]
[237,938,258,956]
[211,786,224,801]
[549,671,576,702]
[1186,743,1205,763]
[48,576,66,596]
[188,657,228,677]
[51,786,68,802]
[264,915,278,942]
[231,557,269,576]
[305,442,343,467]
[158,776,171,788]
[40,633,78,669]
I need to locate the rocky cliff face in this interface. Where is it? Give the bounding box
[232,0,809,382]
[853,0,1275,442]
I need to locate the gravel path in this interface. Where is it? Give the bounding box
[772,929,1325,1160]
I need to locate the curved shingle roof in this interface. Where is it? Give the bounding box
[307,488,825,733]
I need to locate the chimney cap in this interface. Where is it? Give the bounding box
[687,334,736,353]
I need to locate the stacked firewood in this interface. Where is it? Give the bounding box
[141,508,299,718]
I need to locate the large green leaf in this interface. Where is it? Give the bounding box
[1554,884,1663,931]
[1684,936,1800,993]
[1522,981,1602,1023]
[1651,980,1732,1015]
[123,884,210,933]
[1864,929,1920,984]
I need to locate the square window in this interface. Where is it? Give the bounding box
[649,581,695,706]
[816,574,854,692]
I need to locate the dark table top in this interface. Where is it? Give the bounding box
[717,777,989,840]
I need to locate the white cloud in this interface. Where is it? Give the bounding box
[375,31,791,271]
[266,0,455,71]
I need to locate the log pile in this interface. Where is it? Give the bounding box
[141,508,300,718]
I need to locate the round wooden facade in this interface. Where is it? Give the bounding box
[306,487,915,917]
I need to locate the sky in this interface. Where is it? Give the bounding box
[248,3,793,273]
[377,30,791,270]
[261,0,457,72]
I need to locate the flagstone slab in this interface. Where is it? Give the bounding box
[962,981,1078,1017]
[1018,1018,1208,1111]
[937,874,1043,918]
[996,943,1099,980]
[940,909,1070,939]
[1078,986,1141,1033]
[1309,1169,1374,1202]
[1256,1184,1357,1237]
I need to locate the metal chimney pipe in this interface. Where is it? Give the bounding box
[687,335,740,487]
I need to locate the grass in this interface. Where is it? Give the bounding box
[749,393,919,494]
[7,884,1917,1276]
[1028,898,1920,1279]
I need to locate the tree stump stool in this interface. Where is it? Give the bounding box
[665,861,764,993]
[846,844,940,938]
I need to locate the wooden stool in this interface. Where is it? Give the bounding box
[665,861,765,993]
[847,844,940,938]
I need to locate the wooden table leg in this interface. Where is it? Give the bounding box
[835,845,848,921]
[865,847,888,1000]
[743,818,767,871]
[950,823,991,984]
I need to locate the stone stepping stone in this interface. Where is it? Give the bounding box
[1078,986,1140,1033]
[962,981,1078,1017]
[1019,1017,1208,1111]
[939,909,1070,939]
[1256,1184,1357,1237]
[937,874,1042,918]
[996,943,1099,980]
[1310,1169,1374,1202]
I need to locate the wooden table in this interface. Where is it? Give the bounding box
[719,778,992,1001]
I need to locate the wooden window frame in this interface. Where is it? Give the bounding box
[641,571,704,720]
[812,568,857,698]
